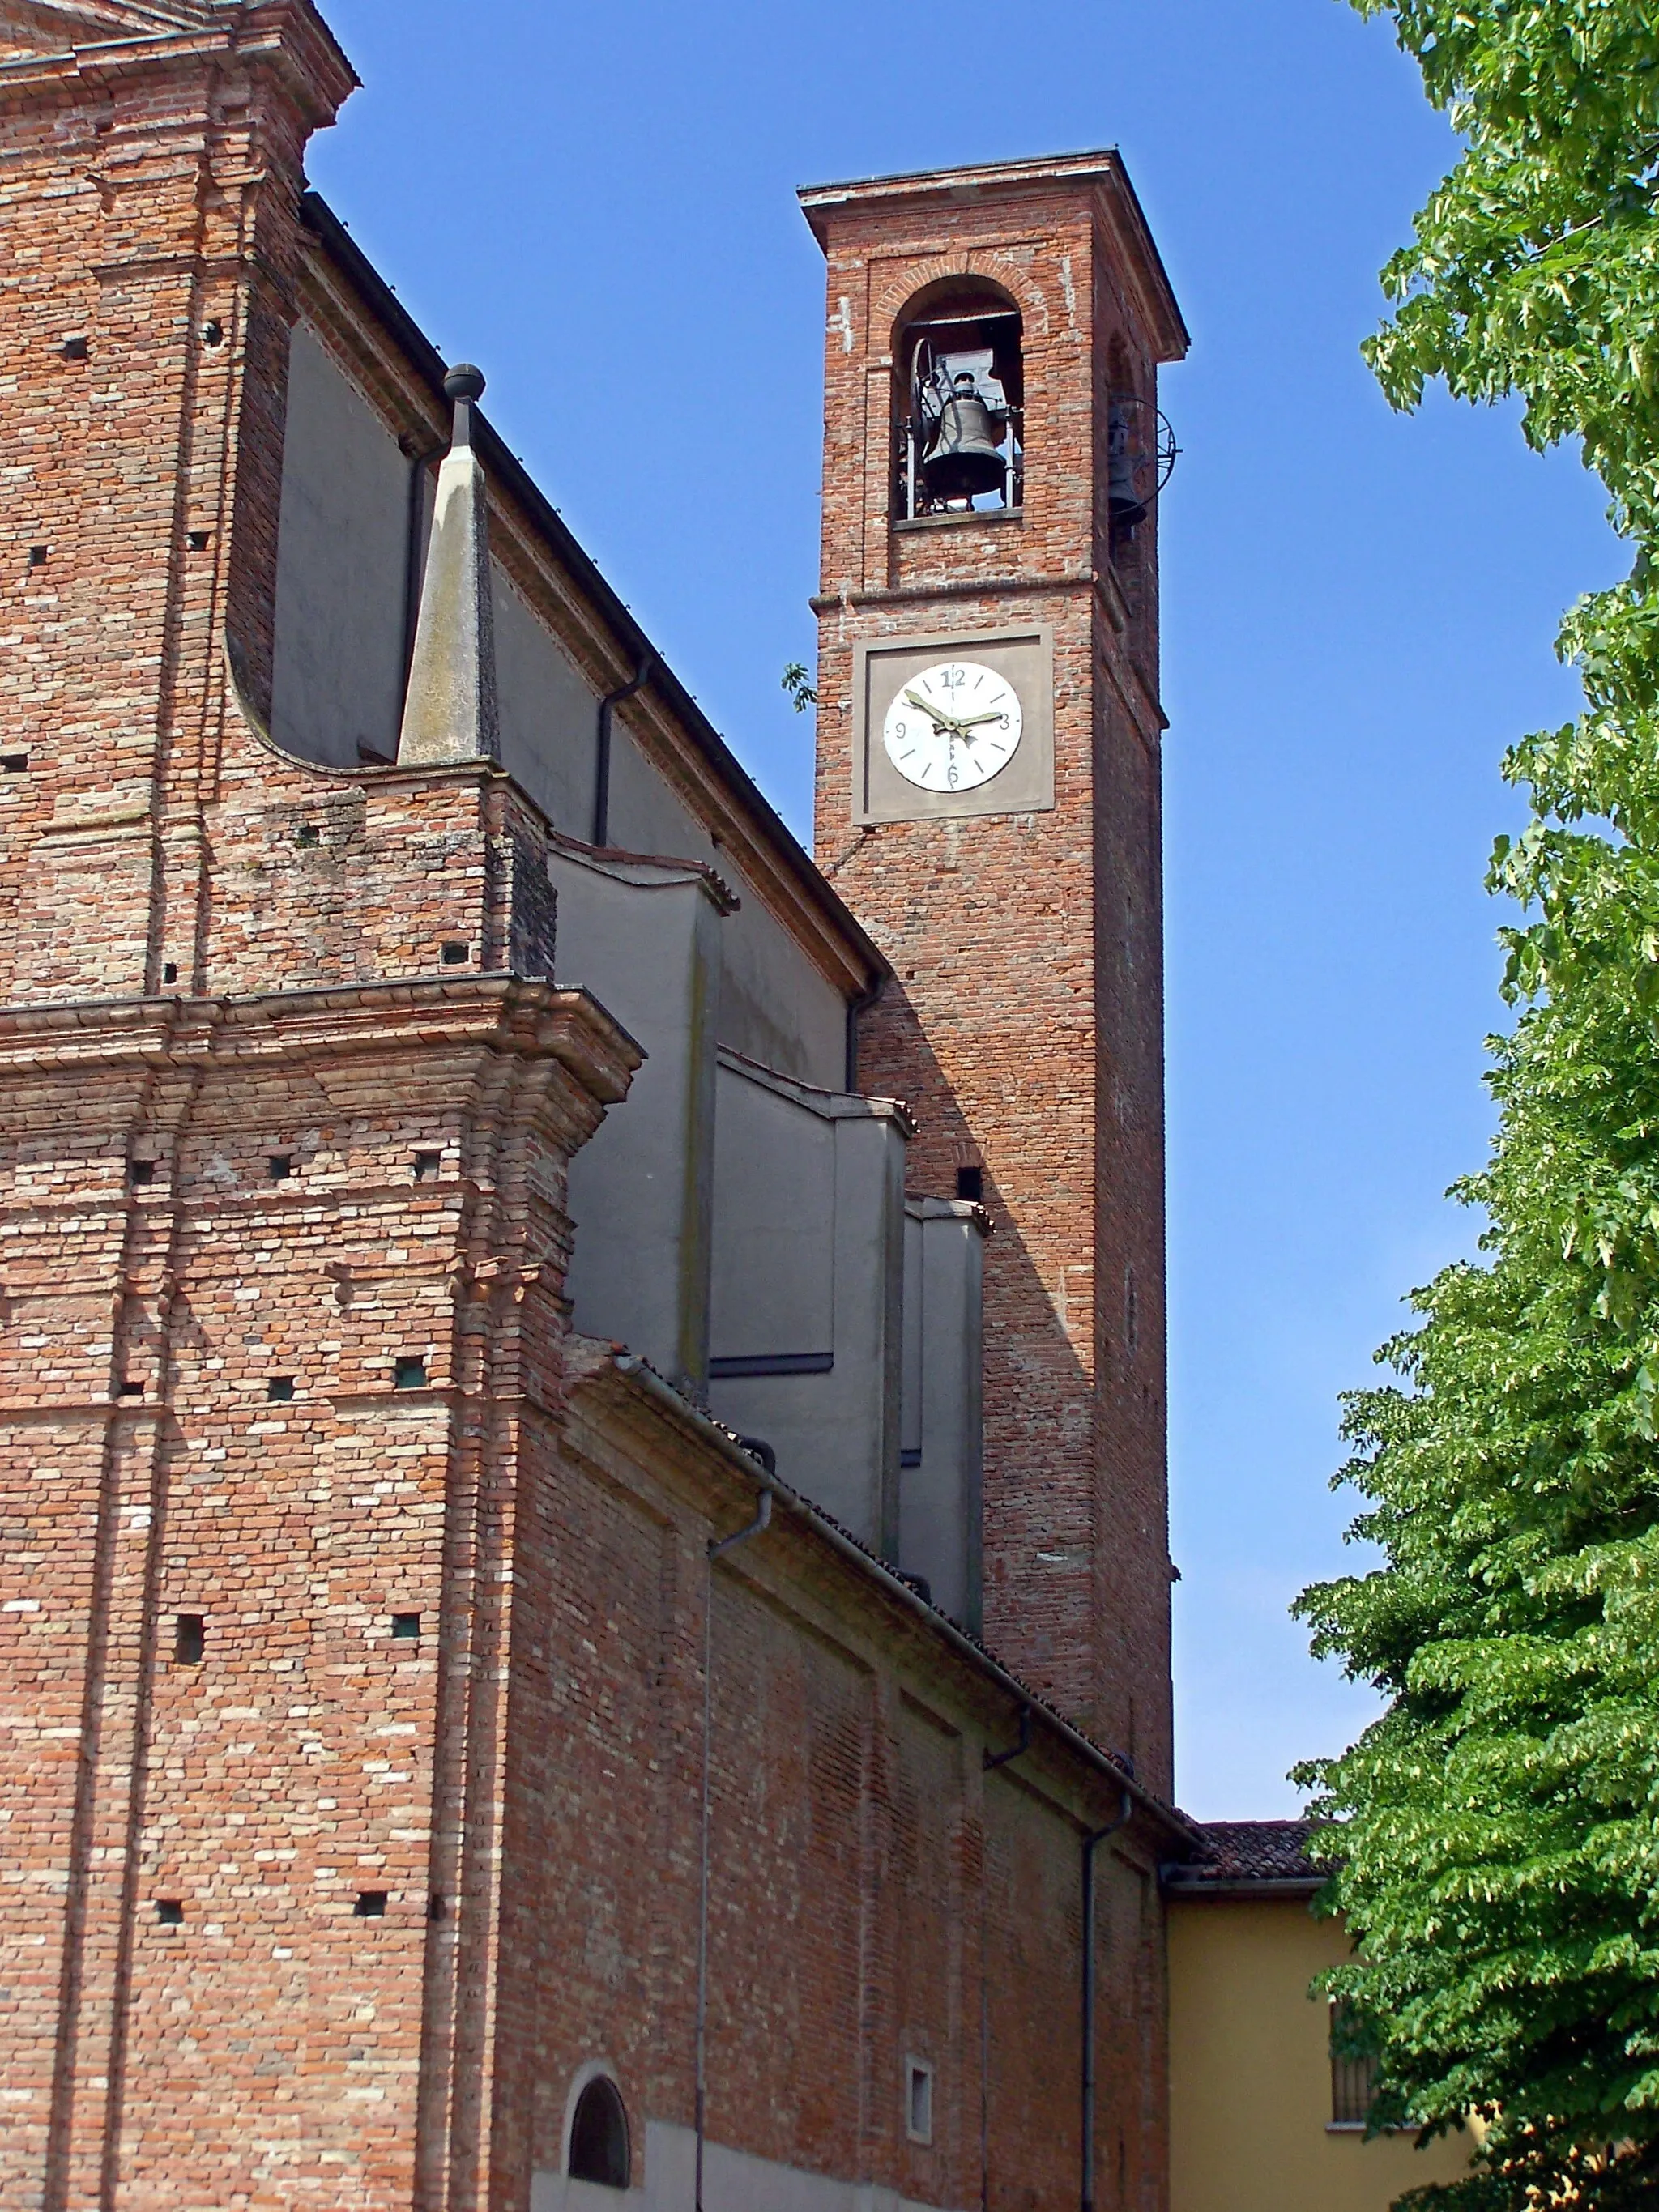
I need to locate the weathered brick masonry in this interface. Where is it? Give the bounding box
[0,977,635,2209]
[0,7,1190,2209]
[0,1,355,1004]
[805,162,1188,1784]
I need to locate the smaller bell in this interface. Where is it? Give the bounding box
[923,373,1007,501]
[1107,403,1149,530]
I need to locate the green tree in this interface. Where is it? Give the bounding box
[781,659,817,712]
[1294,4,1659,2204]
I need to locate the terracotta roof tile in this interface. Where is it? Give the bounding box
[1167,1818,1336,1887]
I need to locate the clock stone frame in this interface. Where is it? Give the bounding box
[853,626,1054,824]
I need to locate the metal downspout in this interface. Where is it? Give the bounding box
[983,1701,1033,1774]
[593,654,654,848]
[843,972,883,1094]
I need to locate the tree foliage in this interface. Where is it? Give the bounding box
[781,659,817,712]
[1294,4,1659,2204]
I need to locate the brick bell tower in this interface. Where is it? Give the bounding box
[801,155,1188,1787]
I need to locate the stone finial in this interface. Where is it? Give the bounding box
[395,364,500,766]
[444,360,486,416]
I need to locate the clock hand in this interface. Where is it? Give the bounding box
[902,687,960,731]
[935,713,1004,745]
[902,688,978,739]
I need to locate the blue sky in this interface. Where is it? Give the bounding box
[309,0,1623,1817]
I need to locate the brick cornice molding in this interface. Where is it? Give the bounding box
[2,0,220,45]
[0,977,641,1116]
[0,0,356,125]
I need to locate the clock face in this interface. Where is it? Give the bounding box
[881,659,1023,794]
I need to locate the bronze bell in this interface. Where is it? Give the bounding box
[922,377,1006,501]
[1107,403,1149,530]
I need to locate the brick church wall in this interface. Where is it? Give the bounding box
[529,1370,1177,2212]
[0,11,1186,2210]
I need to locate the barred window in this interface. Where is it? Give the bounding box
[1330,2001,1380,2127]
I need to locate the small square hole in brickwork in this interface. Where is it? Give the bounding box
[203,319,224,347]
[174,1615,205,1665]
[27,545,47,568]
[127,1158,156,1187]
[956,1166,983,1204]
[162,962,178,985]
[393,1357,428,1392]
[413,1150,442,1182]
[354,1891,388,1918]
[267,1154,292,1181]
[61,335,89,360]
[391,1613,421,1640]
[187,530,211,552]
[267,1376,295,1403]
[429,1893,446,1921]
[295,823,321,848]
[0,753,28,773]
[156,1899,184,1926]
[117,1379,144,1398]
[441,941,470,965]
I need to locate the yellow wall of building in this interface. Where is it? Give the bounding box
[1168,1895,1476,2212]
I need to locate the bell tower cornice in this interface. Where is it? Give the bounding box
[799,147,1189,369]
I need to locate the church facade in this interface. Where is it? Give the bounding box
[0,5,1201,2209]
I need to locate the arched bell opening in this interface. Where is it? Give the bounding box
[566,2073,631,2189]
[1103,335,1176,565]
[893,279,1023,522]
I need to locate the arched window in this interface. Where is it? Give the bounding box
[568,2074,630,2189]
[894,281,1023,522]
[1103,335,1175,562]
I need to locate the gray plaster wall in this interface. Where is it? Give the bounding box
[271,329,848,1087]
[532,2120,965,2212]
[716,867,846,1088]
[707,1051,908,1551]
[493,565,601,835]
[898,1200,987,1631]
[605,728,847,1089]
[556,848,723,1394]
[271,322,411,767]
[493,590,845,1098]
[603,720,705,860]
[706,1059,835,1365]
